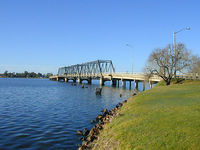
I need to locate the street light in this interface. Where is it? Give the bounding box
[126,44,134,74]
[173,27,190,51]
[173,27,190,78]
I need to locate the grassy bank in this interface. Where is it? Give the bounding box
[92,80,200,150]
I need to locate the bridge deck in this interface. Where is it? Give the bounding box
[49,73,162,83]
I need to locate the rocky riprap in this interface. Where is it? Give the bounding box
[77,99,128,150]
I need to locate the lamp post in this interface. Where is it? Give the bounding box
[173,27,190,53]
[173,27,190,78]
[126,44,134,74]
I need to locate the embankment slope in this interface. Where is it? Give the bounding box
[92,80,200,150]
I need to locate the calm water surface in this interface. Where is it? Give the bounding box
[0,78,148,150]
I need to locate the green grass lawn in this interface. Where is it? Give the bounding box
[92,80,200,150]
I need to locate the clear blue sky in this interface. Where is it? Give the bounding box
[0,0,199,74]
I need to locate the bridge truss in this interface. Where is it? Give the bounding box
[58,60,115,77]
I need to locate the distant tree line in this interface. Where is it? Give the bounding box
[0,71,53,78]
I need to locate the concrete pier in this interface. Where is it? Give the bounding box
[100,77,104,86]
[88,78,92,84]
[143,82,146,91]
[64,78,68,82]
[134,80,138,89]
[129,81,131,89]
[121,79,126,88]
[111,79,116,86]
[78,78,82,84]
[117,80,119,87]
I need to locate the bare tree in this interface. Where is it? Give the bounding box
[145,43,192,85]
[174,43,192,77]
[190,55,200,79]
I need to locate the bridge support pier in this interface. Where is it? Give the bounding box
[121,79,126,88]
[100,77,105,86]
[88,78,92,84]
[129,81,132,89]
[149,81,153,88]
[78,78,82,84]
[64,78,68,82]
[111,79,116,86]
[143,82,146,91]
[134,80,138,89]
[117,80,119,87]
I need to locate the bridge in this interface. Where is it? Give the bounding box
[49,60,162,89]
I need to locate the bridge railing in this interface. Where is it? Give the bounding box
[57,73,103,78]
[176,74,199,80]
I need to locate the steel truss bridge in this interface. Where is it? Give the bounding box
[58,60,115,78]
[50,60,162,89]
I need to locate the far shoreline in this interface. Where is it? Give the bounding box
[0,77,49,79]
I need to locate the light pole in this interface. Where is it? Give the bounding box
[173,27,190,78]
[126,44,134,74]
[173,27,190,52]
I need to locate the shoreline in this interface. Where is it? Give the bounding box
[77,96,134,150]
[0,77,48,79]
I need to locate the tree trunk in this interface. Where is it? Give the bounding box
[164,79,171,85]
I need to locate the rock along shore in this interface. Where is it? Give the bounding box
[77,99,129,150]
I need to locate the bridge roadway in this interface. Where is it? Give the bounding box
[49,73,162,89]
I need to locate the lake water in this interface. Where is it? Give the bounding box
[0,78,150,149]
